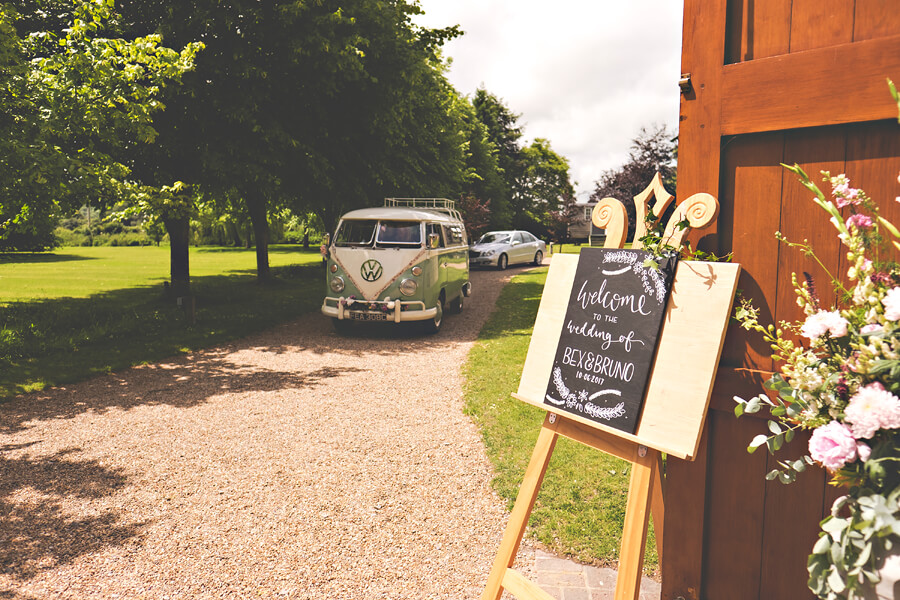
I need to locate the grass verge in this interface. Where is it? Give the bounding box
[462,266,658,572]
[0,246,324,399]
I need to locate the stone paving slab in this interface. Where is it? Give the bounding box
[534,550,661,600]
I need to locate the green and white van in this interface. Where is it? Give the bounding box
[321,198,471,333]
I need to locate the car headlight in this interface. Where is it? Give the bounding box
[399,278,417,296]
[330,276,345,293]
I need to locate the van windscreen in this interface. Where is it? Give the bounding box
[377,221,421,246]
[334,220,376,246]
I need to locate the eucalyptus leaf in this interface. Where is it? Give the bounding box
[813,534,832,555]
[773,433,784,451]
[827,566,847,594]
[748,434,768,453]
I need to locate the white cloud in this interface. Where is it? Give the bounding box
[414,0,684,198]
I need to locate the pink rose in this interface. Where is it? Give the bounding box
[809,421,859,471]
[857,441,872,463]
[846,213,873,229]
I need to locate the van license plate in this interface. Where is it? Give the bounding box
[348,311,387,321]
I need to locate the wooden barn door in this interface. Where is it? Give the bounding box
[663,1,900,599]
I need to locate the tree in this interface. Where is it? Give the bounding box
[456,193,491,240]
[517,138,575,235]
[119,0,464,283]
[452,92,504,214]
[589,124,677,240]
[546,191,579,244]
[0,1,201,251]
[472,88,521,228]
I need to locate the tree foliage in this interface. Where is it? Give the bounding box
[118,0,465,283]
[517,137,575,235]
[0,0,201,251]
[589,124,677,240]
[472,89,574,234]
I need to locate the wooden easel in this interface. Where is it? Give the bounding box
[480,253,741,600]
[482,412,662,600]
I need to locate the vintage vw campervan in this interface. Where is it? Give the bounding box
[321,198,471,333]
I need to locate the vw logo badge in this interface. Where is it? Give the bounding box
[360,259,383,282]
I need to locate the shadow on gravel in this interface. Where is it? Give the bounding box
[1,358,365,435]
[0,266,536,435]
[0,448,147,583]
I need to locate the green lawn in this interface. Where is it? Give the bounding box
[0,245,324,398]
[0,245,315,302]
[463,266,658,572]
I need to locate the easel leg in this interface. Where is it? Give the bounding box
[481,413,560,600]
[615,446,658,600]
[651,452,665,565]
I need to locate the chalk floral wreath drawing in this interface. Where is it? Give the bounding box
[601,250,671,304]
[733,158,900,598]
[546,366,627,420]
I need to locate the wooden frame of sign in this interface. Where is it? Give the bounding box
[480,255,741,600]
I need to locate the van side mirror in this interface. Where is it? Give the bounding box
[428,233,439,249]
[323,233,331,246]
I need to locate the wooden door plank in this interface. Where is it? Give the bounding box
[718,132,785,370]
[789,0,854,52]
[701,412,769,599]
[678,0,729,199]
[837,121,900,296]
[665,0,729,597]
[721,36,900,135]
[775,129,848,329]
[854,0,900,41]
[660,427,709,600]
[758,430,823,600]
[725,0,791,64]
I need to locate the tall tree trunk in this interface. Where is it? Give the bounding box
[164,216,191,297]
[245,191,271,281]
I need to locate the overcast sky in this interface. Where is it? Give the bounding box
[413,0,684,201]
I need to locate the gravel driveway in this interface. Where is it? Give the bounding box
[1,266,541,599]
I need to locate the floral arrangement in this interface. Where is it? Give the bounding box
[734,163,900,599]
[339,296,394,313]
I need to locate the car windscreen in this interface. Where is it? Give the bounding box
[477,233,510,245]
[376,221,422,247]
[334,220,377,247]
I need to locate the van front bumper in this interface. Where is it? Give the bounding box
[321,297,438,323]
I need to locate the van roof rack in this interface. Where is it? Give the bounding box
[384,198,462,221]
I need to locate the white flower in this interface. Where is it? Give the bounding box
[845,382,900,439]
[883,287,900,321]
[799,310,849,340]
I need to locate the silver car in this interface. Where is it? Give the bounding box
[469,230,546,270]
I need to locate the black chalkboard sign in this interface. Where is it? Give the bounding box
[543,248,678,433]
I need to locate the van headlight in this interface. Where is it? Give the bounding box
[330,276,345,293]
[399,278,417,296]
